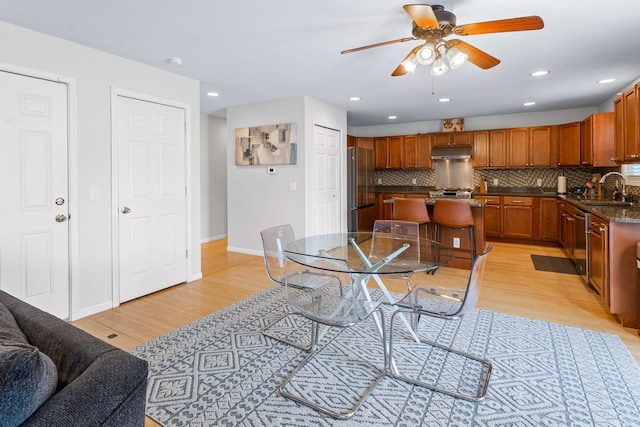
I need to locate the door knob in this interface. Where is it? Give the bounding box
[55,214,67,223]
[55,197,65,206]
[121,206,131,214]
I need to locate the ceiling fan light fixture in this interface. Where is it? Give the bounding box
[416,44,436,65]
[402,54,418,73]
[431,56,448,76]
[445,47,468,70]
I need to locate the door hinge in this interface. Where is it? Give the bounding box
[186,249,189,258]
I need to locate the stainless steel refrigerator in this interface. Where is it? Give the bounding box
[347,146,376,232]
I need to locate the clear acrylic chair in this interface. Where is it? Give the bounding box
[387,245,493,401]
[260,224,340,351]
[368,220,421,299]
[278,253,388,420]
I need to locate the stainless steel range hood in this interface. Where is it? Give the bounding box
[430,145,472,160]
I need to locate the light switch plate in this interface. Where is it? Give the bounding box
[288,182,297,191]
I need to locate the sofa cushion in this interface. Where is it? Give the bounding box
[0,302,57,426]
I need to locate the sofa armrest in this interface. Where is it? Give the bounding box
[21,349,148,427]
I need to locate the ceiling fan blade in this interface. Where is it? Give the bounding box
[454,16,544,36]
[391,45,422,77]
[446,39,500,69]
[403,4,439,28]
[341,37,416,54]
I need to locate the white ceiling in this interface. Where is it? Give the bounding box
[2,0,639,127]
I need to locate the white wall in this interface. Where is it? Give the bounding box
[200,115,227,242]
[348,107,597,137]
[0,20,201,317]
[226,96,346,255]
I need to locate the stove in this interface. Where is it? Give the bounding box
[428,189,474,199]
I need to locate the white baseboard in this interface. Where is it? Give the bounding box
[226,246,262,257]
[76,300,115,320]
[201,234,227,244]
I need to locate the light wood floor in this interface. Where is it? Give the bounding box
[72,239,640,426]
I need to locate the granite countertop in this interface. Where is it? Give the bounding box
[376,185,640,223]
[559,195,640,223]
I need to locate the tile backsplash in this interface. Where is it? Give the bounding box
[375,167,639,196]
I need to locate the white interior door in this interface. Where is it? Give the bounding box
[0,71,70,319]
[116,95,187,302]
[310,125,341,235]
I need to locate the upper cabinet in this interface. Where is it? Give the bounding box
[474,130,507,168]
[403,134,431,169]
[557,122,581,166]
[580,112,615,167]
[507,126,552,168]
[623,84,640,161]
[613,96,625,162]
[374,136,403,169]
[431,131,472,147]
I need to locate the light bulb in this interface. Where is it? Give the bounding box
[431,56,448,76]
[416,44,435,65]
[402,54,418,73]
[446,47,468,69]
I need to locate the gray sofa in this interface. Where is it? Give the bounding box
[0,290,148,426]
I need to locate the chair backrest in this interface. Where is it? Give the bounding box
[410,244,492,318]
[260,224,296,284]
[454,244,492,316]
[369,220,421,263]
[433,199,474,228]
[393,198,430,224]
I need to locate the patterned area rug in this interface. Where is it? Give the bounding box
[131,285,640,426]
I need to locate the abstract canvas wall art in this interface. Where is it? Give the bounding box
[235,123,297,165]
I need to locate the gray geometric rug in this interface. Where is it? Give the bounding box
[131,285,640,426]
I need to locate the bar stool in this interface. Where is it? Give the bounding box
[433,199,476,263]
[393,198,431,240]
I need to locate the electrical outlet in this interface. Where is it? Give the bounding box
[377,178,382,184]
[536,178,542,187]
[411,178,417,185]
[453,237,461,248]
[493,178,499,186]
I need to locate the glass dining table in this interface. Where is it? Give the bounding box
[285,232,454,341]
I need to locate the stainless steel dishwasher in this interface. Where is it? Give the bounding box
[573,208,589,285]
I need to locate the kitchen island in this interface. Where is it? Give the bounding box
[380,192,485,270]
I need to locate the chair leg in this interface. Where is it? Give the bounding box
[261,309,315,351]
[468,225,476,262]
[278,308,388,419]
[387,308,492,402]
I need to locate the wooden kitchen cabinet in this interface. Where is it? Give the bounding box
[558,201,576,258]
[474,130,507,168]
[557,122,581,166]
[403,134,431,169]
[374,136,403,169]
[538,197,558,241]
[588,214,609,302]
[507,126,552,167]
[502,196,534,239]
[431,131,472,147]
[474,195,501,237]
[581,113,615,167]
[623,83,640,161]
[613,95,625,162]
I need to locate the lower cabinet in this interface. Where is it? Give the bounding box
[558,201,576,259]
[475,196,501,237]
[503,197,534,238]
[538,197,559,241]
[588,215,609,302]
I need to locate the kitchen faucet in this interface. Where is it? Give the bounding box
[599,171,627,199]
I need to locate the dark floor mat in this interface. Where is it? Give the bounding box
[530,255,579,275]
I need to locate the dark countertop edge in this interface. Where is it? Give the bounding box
[375,186,559,197]
[558,195,640,223]
[381,197,486,208]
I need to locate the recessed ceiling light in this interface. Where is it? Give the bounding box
[388,115,397,120]
[167,57,184,66]
[438,98,450,103]
[206,92,219,97]
[349,96,361,101]
[530,70,549,77]
[598,78,616,84]
[523,101,536,106]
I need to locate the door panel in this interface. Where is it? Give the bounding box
[311,125,341,235]
[116,96,187,302]
[0,71,69,319]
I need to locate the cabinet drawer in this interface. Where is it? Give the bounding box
[503,196,533,206]
[475,196,501,205]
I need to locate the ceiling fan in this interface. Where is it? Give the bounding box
[341,4,544,76]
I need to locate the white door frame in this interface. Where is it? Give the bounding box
[110,88,192,306]
[0,62,80,320]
